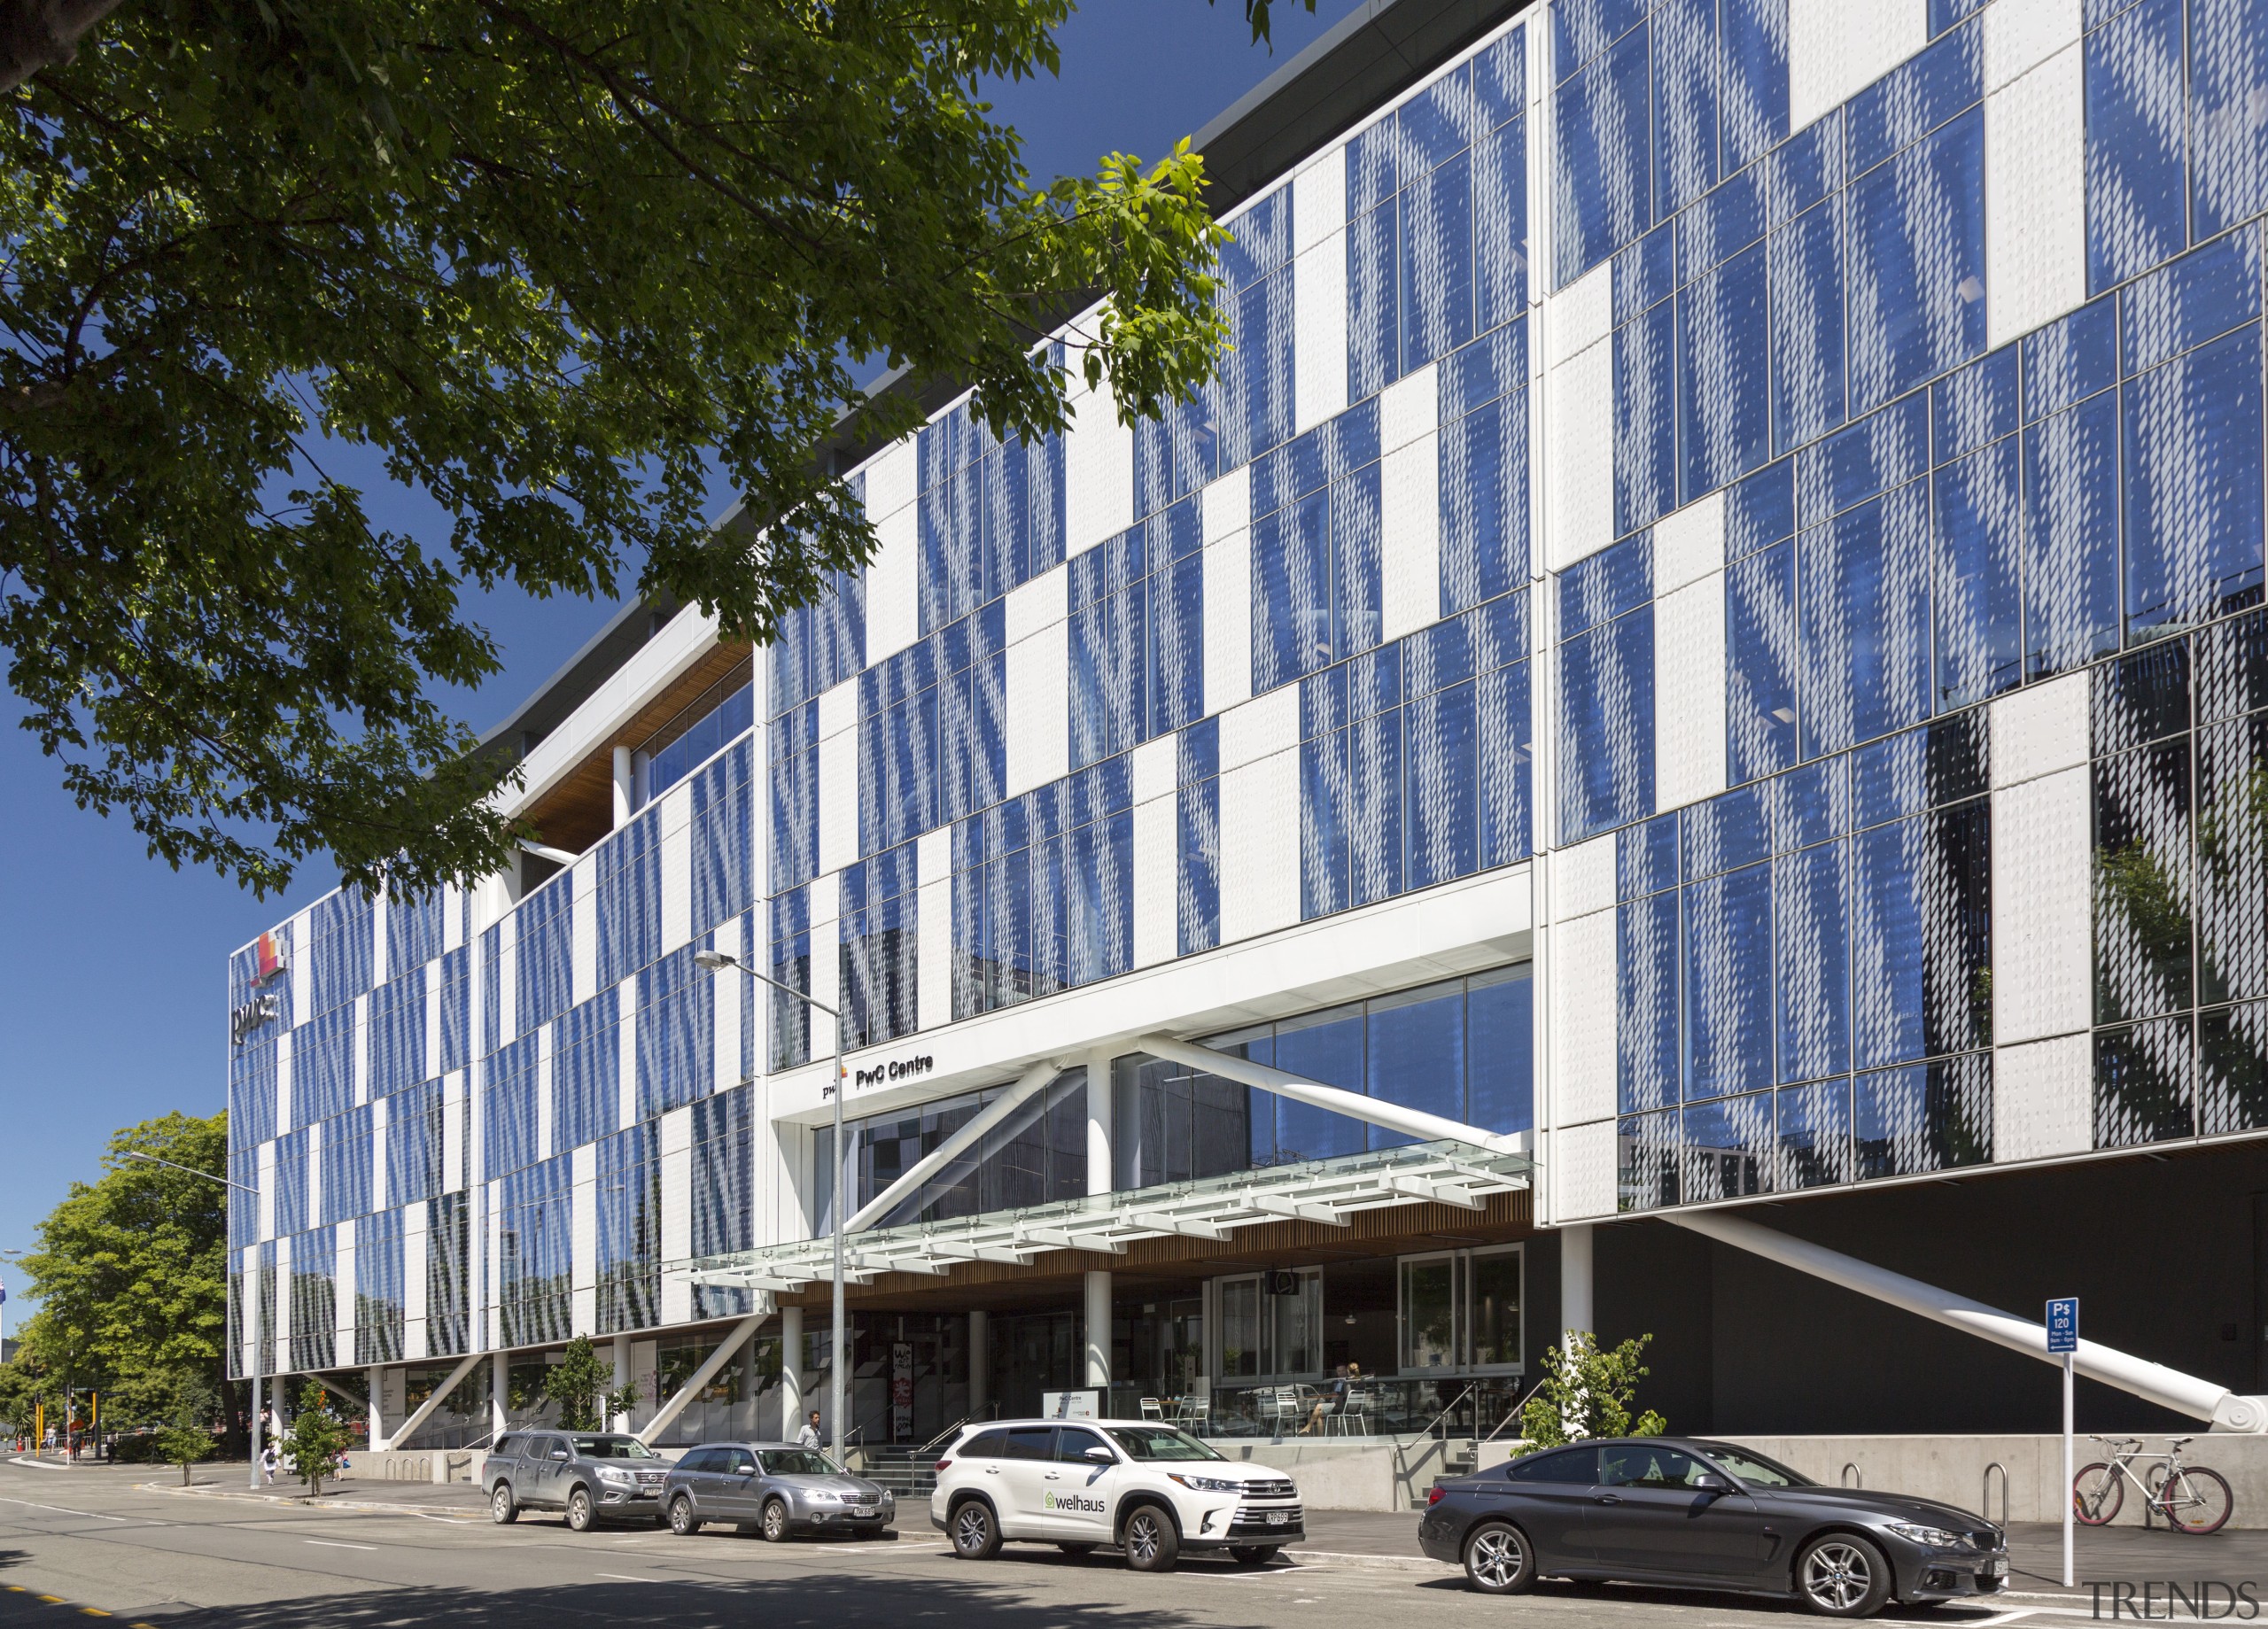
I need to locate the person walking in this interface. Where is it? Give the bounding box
[796,1410,822,1450]
[259,1441,278,1485]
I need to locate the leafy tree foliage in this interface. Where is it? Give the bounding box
[0,0,1311,898]
[156,1374,220,1485]
[1519,1332,1667,1448]
[283,1383,355,1493]
[0,1113,237,1442]
[545,1335,637,1432]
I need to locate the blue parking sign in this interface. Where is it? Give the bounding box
[2047,1298,2078,1353]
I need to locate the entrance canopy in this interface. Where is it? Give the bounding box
[677,1136,1533,1294]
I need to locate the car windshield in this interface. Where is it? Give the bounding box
[1695,1443,1814,1488]
[572,1436,659,1460]
[761,1450,840,1476]
[1105,1426,1224,1462]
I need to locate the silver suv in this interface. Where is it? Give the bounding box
[486,1431,669,1532]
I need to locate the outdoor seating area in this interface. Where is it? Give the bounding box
[1112,1377,1521,1441]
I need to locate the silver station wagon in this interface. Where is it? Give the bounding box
[662,1441,896,1541]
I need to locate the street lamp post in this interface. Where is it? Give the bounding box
[693,949,849,1465]
[122,1152,263,1485]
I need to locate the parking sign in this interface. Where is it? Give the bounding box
[2047,1297,2079,1353]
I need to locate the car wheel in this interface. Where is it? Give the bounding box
[1228,1545,1279,1566]
[490,1485,518,1525]
[1122,1505,1179,1573]
[669,1495,701,1537]
[1796,1534,1892,1618]
[761,1499,790,1542]
[1057,1542,1098,1558]
[565,1487,597,1533]
[1463,1522,1537,1594]
[950,1500,1000,1561]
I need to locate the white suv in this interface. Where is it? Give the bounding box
[929,1418,1304,1572]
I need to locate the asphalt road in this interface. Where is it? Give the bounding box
[0,1458,2256,1627]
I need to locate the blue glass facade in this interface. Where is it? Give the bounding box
[227,0,2268,1394]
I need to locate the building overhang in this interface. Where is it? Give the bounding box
[765,860,1532,1129]
[674,1136,1532,1296]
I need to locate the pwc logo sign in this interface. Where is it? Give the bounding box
[1043,1491,1106,1514]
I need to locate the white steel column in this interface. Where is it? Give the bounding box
[1085,1047,1115,1198]
[611,1333,633,1432]
[968,1309,989,1421]
[780,1304,804,1432]
[1084,1269,1112,1391]
[1559,1222,1594,1348]
[611,745,634,828]
[367,1366,384,1453]
[490,1351,509,1441]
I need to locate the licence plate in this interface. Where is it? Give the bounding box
[1988,1558,2008,1577]
[1268,1512,1289,1526]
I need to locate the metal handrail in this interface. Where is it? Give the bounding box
[917,1417,970,1457]
[1841,1462,1863,1488]
[1484,1377,1550,1444]
[1401,1384,1480,1447]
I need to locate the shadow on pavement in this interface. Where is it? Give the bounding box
[103,1571,1202,1629]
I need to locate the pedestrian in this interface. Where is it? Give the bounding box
[260,1441,278,1485]
[796,1409,822,1450]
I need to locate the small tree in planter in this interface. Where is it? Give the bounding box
[155,1377,218,1487]
[283,1384,354,1497]
[1518,1332,1666,1448]
[545,1337,639,1433]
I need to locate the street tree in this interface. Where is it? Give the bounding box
[1,0,1309,900]
[156,1375,220,1486]
[545,1336,638,1432]
[1518,1332,1667,1448]
[5,1112,240,1449]
[282,1383,354,1495]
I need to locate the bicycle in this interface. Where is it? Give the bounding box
[2071,1436,2233,1534]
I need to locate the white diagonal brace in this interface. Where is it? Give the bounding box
[378,1350,483,1452]
[1131,1034,1524,1155]
[1669,1209,2268,1431]
[845,1059,1068,1232]
[638,1307,771,1446]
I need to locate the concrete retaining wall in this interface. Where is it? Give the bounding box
[1209,1436,1473,1512]
[1720,1434,2268,1529]
[335,1447,487,1485]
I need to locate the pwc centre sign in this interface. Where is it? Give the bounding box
[851,1053,936,1091]
[229,930,288,1045]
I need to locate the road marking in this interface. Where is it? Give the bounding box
[594,1573,654,1581]
[303,1540,377,1551]
[78,1610,110,1617]
[5,1458,69,1473]
[0,1494,129,1522]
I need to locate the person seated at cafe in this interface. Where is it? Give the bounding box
[1305,1362,1354,1434]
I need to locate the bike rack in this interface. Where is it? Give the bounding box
[1982,1462,2009,1526]
[1841,1462,1863,1489]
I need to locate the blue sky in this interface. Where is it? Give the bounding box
[0,0,1370,1325]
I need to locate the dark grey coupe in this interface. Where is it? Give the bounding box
[1418,1438,2008,1617]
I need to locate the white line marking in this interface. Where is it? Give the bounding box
[4,1457,70,1473]
[594,1573,651,1582]
[304,1540,377,1551]
[0,1493,128,1521]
